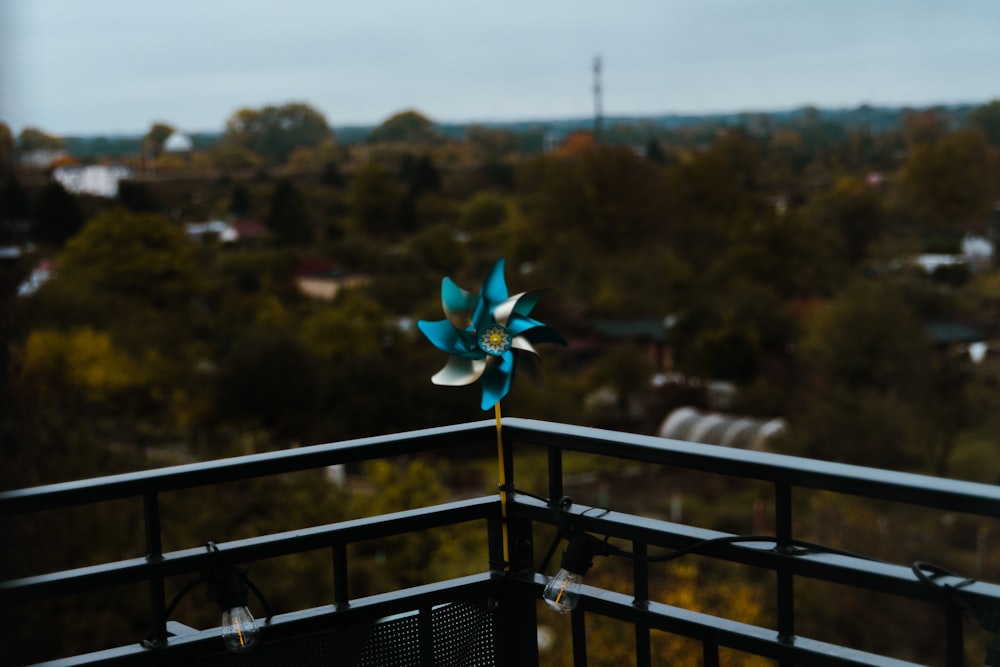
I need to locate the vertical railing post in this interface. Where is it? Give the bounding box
[490,429,540,667]
[945,599,965,667]
[703,642,720,667]
[143,492,167,647]
[571,606,588,667]
[633,540,651,667]
[775,481,795,667]
[332,543,349,610]
[547,446,563,503]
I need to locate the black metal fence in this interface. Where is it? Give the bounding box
[2,418,1000,666]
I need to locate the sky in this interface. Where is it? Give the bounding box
[1,0,998,137]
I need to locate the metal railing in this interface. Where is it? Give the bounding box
[2,418,1000,666]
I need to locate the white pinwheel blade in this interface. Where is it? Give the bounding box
[431,356,487,386]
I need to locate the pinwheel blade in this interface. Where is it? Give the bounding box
[493,290,545,326]
[432,356,487,386]
[480,259,509,306]
[417,319,476,356]
[480,353,515,410]
[441,277,475,329]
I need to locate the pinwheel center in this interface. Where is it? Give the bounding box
[479,324,512,356]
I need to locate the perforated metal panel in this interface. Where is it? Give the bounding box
[430,600,497,667]
[189,601,498,667]
[357,601,497,667]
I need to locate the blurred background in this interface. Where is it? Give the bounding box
[1,1,1000,664]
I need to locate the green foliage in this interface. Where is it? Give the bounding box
[58,208,198,308]
[222,102,333,163]
[969,99,1000,145]
[266,178,314,245]
[0,173,30,221]
[214,329,322,440]
[32,181,85,247]
[116,180,162,213]
[368,109,438,145]
[799,176,886,266]
[348,163,403,236]
[142,122,175,158]
[465,124,518,162]
[228,183,251,217]
[801,280,930,394]
[17,126,65,153]
[348,458,481,591]
[0,122,14,173]
[459,192,508,231]
[19,327,146,405]
[898,129,999,225]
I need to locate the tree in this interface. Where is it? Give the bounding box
[18,327,146,407]
[348,458,460,590]
[902,108,947,147]
[459,192,508,232]
[466,124,517,162]
[116,180,161,213]
[228,183,251,218]
[0,173,31,223]
[799,176,885,267]
[222,103,333,163]
[969,99,1000,146]
[792,280,937,468]
[266,179,314,245]
[0,122,14,174]
[367,109,438,145]
[348,163,403,236]
[400,154,440,199]
[142,122,175,158]
[214,330,322,440]
[17,127,64,153]
[898,129,998,226]
[32,181,86,247]
[57,208,198,308]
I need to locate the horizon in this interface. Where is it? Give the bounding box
[9,99,996,141]
[2,1,999,137]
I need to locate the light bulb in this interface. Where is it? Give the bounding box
[221,605,259,652]
[543,568,583,613]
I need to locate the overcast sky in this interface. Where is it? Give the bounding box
[1,0,998,136]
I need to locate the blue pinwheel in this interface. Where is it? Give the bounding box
[418,259,565,411]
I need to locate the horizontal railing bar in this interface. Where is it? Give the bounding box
[6,419,1000,520]
[503,418,1000,517]
[517,574,922,667]
[28,573,502,667]
[1,497,500,604]
[512,496,1000,607]
[521,574,921,667]
[0,421,498,515]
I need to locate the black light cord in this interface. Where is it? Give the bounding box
[143,542,273,649]
[530,492,884,573]
[912,561,1000,666]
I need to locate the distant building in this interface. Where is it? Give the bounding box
[184,219,269,245]
[19,149,72,169]
[163,131,193,153]
[658,406,786,451]
[53,165,132,197]
[294,260,368,301]
[185,220,239,244]
[17,259,54,297]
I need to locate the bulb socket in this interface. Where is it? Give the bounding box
[560,535,596,575]
[211,568,250,613]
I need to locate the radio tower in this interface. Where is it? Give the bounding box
[593,55,603,144]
